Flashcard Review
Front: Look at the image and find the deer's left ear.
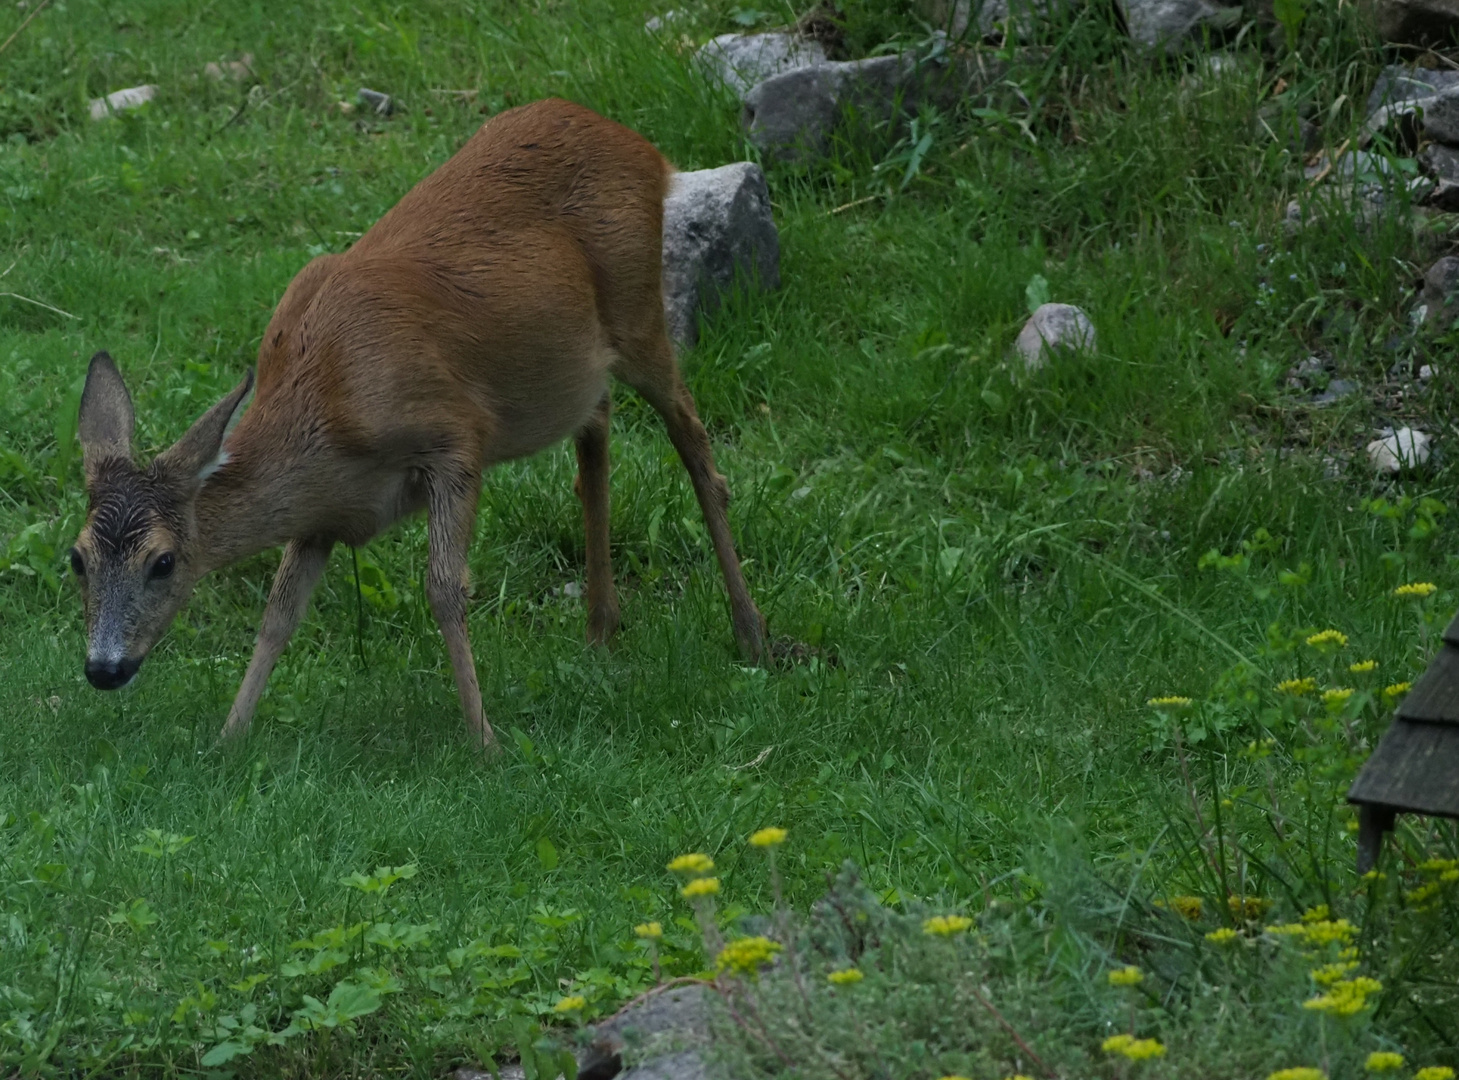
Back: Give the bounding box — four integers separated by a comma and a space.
78, 352, 135, 475
156, 370, 254, 487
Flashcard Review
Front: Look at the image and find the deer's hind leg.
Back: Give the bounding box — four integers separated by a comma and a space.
614, 333, 765, 662
574, 392, 620, 644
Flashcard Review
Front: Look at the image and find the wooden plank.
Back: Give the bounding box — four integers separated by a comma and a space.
1348, 718, 1459, 818
1395, 643, 1459, 725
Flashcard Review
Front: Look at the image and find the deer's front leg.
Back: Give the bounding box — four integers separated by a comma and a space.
424, 466, 496, 751
218, 537, 333, 742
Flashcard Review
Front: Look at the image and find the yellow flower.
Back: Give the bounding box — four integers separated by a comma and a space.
827, 968, 864, 985
634, 921, 662, 940
1303, 976, 1381, 1015
1277, 677, 1318, 696
1205, 927, 1239, 944
1383, 682, 1412, 702
667, 853, 714, 876
1322, 688, 1354, 709
1407, 882, 1442, 906
1302, 904, 1330, 922
1416, 1069, 1456, 1080
715, 935, 782, 975
1108, 966, 1144, 987
922, 914, 974, 936
1349, 660, 1378, 673
1146, 696, 1193, 707
1305, 629, 1349, 649
749, 827, 788, 847
1267, 1070, 1327, 1080
1311, 961, 1359, 986
1366, 1053, 1405, 1072
1394, 582, 1438, 598
1101, 1034, 1166, 1060
553, 995, 586, 1013
680, 876, 720, 899
1419, 858, 1458, 874
1167, 895, 1203, 920
1228, 895, 1273, 920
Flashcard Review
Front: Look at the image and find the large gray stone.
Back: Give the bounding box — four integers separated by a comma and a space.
1364, 65, 1459, 144
1423, 255, 1459, 329
1015, 303, 1096, 371
1419, 143, 1459, 209
1422, 88, 1459, 143
1370, 0, 1459, 45
742, 50, 1010, 163
1120, 0, 1242, 49
662, 163, 780, 348
697, 32, 827, 98
619, 1050, 714, 1080
579, 985, 712, 1077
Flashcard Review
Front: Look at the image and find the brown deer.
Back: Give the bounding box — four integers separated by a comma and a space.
69, 98, 766, 749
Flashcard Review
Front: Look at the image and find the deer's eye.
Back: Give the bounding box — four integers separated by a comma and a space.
68, 549, 85, 577
149, 552, 175, 581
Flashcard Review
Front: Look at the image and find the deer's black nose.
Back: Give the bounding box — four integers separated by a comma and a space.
85, 657, 139, 690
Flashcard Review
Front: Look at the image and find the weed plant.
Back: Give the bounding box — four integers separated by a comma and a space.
1, 0, 1457, 1075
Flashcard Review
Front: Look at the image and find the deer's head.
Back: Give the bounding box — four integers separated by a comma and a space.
70, 352, 253, 690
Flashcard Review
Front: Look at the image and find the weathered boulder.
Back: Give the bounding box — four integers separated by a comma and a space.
697, 32, 827, 98
742, 49, 1010, 163
1367, 427, 1433, 472
1422, 255, 1459, 329
619, 1050, 713, 1080
1364, 65, 1459, 145
662, 163, 781, 348
579, 985, 712, 1077
1421, 88, 1459, 143
89, 85, 158, 121
1014, 303, 1096, 371
1120, 0, 1242, 49
1419, 143, 1459, 209
1369, 0, 1459, 46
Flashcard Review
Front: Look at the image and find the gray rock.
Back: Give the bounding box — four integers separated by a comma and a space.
1419, 143, 1459, 209
645, 9, 688, 33
88, 85, 158, 121
358, 87, 394, 115
1120, 0, 1242, 50
1014, 303, 1096, 371
1423, 255, 1459, 328
580, 985, 712, 1077
619, 1050, 713, 1080
697, 32, 827, 98
1367, 427, 1432, 472
1371, 0, 1459, 45
743, 50, 1010, 163
203, 54, 254, 81
1422, 87, 1459, 143
1313, 378, 1359, 406
1364, 65, 1459, 144
662, 163, 780, 348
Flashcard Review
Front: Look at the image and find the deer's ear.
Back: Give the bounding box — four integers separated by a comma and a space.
78, 352, 135, 474
156, 370, 254, 487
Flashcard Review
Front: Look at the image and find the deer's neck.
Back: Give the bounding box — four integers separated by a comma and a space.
193, 424, 316, 570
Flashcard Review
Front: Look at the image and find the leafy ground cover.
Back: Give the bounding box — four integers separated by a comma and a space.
1, 0, 1457, 1076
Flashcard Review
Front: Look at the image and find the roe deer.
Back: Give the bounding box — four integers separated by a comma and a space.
69, 98, 766, 749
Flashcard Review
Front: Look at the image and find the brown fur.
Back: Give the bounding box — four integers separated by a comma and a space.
71, 99, 766, 748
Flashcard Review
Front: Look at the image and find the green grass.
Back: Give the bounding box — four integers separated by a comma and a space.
2, 0, 1458, 1075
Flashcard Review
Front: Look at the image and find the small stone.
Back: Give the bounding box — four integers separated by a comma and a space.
662, 163, 780, 347
1014, 303, 1096, 372
696, 32, 827, 98
358, 87, 393, 115
1120, 0, 1244, 51
88, 85, 158, 121
203, 54, 254, 81
1312, 378, 1358, 406
1367, 427, 1432, 473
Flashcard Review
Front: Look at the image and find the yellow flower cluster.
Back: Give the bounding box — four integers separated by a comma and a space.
1407, 882, 1442, 906
1102, 1034, 1166, 1060
1310, 961, 1359, 986
667, 853, 714, 875
1167, 895, 1203, 920
827, 968, 864, 985
1205, 927, 1239, 944
1146, 696, 1192, 707
1365, 1053, 1405, 1072
1350, 659, 1378, 673
1267, 1069, 1326, 1080
1277, 677, 1318, 696
1303, 976, 1381, 1016
634, 921, 663, 940
715, 935, 782, 975
681, 877, 720, 899
1305, 629, 1348, 649
1416, 1069, 1456, 1080
1107, 966, 1144, 987
749, 827, 787, 847
1267, 918, 1356, 947
1383, 682, 1413, 702
1394, 582, 1438, 598
922, 914, 973, 936
554, 995, 586, 1013
1228, 895, 1272, 920
1322, 688, 1354, 708
1419, 857, 1459, 874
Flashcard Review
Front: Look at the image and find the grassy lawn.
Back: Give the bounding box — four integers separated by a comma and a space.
1, 0, 1457, 1076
